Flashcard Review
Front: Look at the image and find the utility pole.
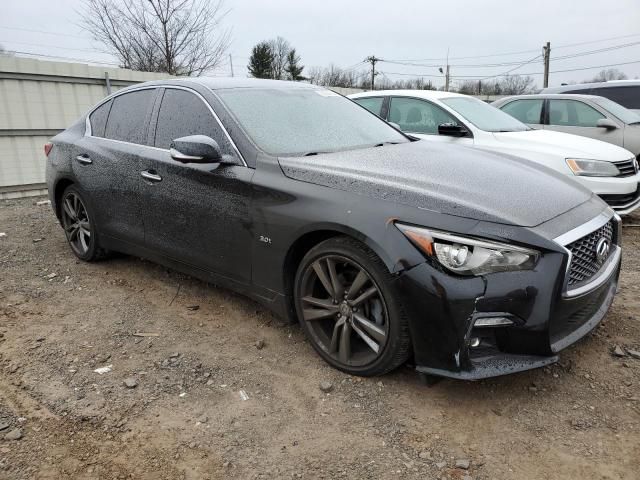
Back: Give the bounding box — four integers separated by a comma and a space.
444, 47, 450, 92
542, 41, 551, 88
439, 48, 450, 92
365, 55, 380, 90
229, 54, 234, 77
445, 64, 450, 92
439, 65, 450, 92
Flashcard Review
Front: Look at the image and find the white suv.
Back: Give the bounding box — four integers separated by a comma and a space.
350, 90, 640, 215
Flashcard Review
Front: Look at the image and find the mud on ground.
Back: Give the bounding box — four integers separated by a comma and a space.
0, 197, 638, 479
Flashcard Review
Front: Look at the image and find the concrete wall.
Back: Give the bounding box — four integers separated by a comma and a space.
0, 56, 170, 199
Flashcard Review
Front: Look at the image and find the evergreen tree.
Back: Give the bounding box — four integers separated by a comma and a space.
248, 42, 274, 79
285, 49, 304, 81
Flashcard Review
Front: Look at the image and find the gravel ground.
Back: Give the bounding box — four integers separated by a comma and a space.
0, 196, 639, 479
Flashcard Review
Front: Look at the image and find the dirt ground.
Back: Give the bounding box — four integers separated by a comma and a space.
0, 196, 638, 480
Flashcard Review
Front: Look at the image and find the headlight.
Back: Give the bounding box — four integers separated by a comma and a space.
396, 224, 539, 276
566, 158, 619, 177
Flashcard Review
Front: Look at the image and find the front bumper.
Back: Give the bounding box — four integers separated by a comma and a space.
598, 184, 640, 215
396, 216, 621, 381
576, 175, 640, 215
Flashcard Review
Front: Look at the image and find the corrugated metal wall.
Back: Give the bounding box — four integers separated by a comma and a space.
0, 56, 170, 198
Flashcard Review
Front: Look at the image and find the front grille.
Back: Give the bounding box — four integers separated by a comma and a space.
599, 185, 640, 207
613, 157, 638, 177
566, 220, 614, 287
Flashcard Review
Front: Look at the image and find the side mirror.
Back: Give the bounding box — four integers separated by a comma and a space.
438, 123, 468, 137
170, 135, 222, 163
596, 118, 618, 130
388, 121, 401, 130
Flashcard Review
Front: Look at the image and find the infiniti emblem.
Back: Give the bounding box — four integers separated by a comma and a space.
595, 237, 610, 262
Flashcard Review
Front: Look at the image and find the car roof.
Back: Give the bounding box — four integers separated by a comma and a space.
542, 79, 640, 93
128, 77, 320, 91
349, 89, 465, 101
495, 93, 605, 103
187, 77, 319, 90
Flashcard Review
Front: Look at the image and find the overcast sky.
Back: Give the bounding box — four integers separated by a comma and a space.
2, 0, 640, 89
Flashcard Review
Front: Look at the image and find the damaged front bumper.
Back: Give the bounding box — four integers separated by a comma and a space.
395, 225, 621, 381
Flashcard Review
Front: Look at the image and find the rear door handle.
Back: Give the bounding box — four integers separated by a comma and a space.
141, 170, 162, 182
75, 154, 92, 165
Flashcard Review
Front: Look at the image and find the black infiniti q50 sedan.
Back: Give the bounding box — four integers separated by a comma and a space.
46, 78, 621, 380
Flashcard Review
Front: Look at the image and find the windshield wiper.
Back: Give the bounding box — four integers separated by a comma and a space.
374, 142, 401, 147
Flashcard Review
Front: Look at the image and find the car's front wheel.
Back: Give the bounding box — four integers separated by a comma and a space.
60, 185, 107, 261
294, 236, 411, 376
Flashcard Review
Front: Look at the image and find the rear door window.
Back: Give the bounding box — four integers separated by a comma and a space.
500, 99, 543, 124
388, 97, 458, 134
104, 89, 156, 144
153, 89, 233, 156
353, 97, 384, 117
89, 99, 112, 138
548, 99, 605, 127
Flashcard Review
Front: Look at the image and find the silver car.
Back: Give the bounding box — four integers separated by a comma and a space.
493, 94, 640, 158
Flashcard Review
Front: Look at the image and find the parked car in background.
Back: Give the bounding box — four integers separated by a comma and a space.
541, 80, 640, 114
350, 90, 640, 215
46, 78, 621, 381
492, 94, 640, 158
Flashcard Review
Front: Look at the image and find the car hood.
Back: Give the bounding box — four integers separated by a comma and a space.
279, 141, 594, 227
491, 129, 633, 161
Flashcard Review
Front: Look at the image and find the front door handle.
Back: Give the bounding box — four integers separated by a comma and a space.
141, 170, 162, 182
76, 154, 92, 165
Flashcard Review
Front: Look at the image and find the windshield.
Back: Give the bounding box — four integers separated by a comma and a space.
215, 87, 408, 156
440, 96, 531, 132
592, 96, 640, 124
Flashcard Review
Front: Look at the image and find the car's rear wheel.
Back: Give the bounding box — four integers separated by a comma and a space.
294, 236, 411, 376
60, 185, 107, 261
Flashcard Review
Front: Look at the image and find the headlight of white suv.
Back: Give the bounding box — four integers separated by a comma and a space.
566, 158, 619, 177
396, 224, 539, 276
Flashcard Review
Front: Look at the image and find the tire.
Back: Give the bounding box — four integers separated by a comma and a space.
59, 185, 108, 262
294, 236, 411, 376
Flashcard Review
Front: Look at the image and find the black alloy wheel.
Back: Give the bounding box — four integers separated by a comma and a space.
295, 236, 410, 376
59, 186, 106, 261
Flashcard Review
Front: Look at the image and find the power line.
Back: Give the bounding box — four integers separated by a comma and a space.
5, 49, 121, 66
380, 59, 640, 80
381, 40, 640, 69
0, 25, 89, 40
385, 32, 640, 62
0, 38, 108, 54
478, 54, 542, 80
553, 41, 640, 61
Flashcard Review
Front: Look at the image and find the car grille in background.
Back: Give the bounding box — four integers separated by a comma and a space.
614, 157, 638, 177
599, 185, 640, 207
566, 220, 614, 286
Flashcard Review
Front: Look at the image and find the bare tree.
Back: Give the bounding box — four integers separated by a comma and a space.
587, 68, 628, 83
456, 80, 482, 95
268, 37, 291, 80
306, 66, 324, 85
498, 74, 536, 95
79, 0, 231, 75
